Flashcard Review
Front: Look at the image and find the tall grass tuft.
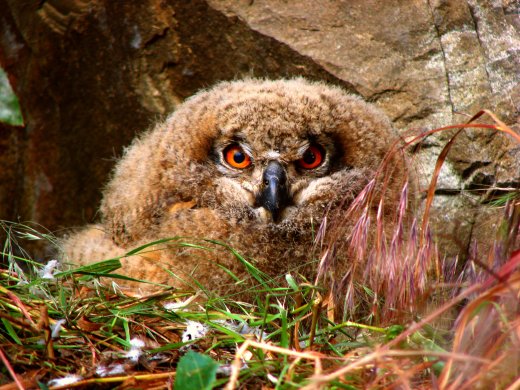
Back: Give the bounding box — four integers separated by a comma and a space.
315, 110, 519, 328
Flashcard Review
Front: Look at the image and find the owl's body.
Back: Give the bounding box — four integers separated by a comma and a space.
62, 79, 405, 298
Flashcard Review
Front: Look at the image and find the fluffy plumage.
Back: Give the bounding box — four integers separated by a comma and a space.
61, 78, 406, 299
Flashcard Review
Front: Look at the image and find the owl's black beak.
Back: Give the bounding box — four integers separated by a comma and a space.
256, 161, 289, 223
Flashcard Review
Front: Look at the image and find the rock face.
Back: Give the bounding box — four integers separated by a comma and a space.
0, 122, 24, 222
0, 0, 518, 260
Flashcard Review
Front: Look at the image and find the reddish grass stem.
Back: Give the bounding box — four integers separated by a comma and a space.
0, 346, 25, 390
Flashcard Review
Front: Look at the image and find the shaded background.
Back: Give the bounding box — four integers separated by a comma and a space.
0, 0, 518, 259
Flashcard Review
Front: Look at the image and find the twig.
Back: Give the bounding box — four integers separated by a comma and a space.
39, 306, 55, 360
226, 340, 251, 390
302, 349, 490, 389
0, 346, 25, 390
225, 339, 325, 390
504, 376, 520, 390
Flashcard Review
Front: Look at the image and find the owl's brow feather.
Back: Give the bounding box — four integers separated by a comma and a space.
296, 141, 311, 157
264, 150, 281, 160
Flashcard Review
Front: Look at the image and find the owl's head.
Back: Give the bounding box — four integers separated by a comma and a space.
102, 79, 400, 243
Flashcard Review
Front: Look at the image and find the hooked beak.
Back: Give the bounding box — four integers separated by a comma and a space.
255, 161, 290, 223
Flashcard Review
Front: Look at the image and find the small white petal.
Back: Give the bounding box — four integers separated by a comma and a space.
124, 338, 145, 361
124, 348, 141, 362
39, 260, 59, 280
233, 322, 269, 340
149, 353, 167, 361
217, 363, 248, 376
48, 375, 82, 387
129, 338, 145, 348
51, 319, 66, 339
163, 302, 181, 311
97, 363, 126, 377
95, 365, 109, 377
108, 364, 126, 375
182, 320, 208, 343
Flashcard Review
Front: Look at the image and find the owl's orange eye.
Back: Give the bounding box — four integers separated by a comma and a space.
297, 145, 325, 169
224, 144, 252, 169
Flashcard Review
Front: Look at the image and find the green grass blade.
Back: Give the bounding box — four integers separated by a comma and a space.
1, 317, 22, 345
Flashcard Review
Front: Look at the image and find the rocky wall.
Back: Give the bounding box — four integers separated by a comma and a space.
0, 0, 518, 259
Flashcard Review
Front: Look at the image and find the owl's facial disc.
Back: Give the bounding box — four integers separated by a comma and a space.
255, 161, 289, 223
215, 139, 332, 224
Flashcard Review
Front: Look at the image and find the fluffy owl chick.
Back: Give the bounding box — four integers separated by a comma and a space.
62, 78, 405, 298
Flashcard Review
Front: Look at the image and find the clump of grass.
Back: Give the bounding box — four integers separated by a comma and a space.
316, 109, 519, 323
0, 111, 518, 389
0, 228, 395, 389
